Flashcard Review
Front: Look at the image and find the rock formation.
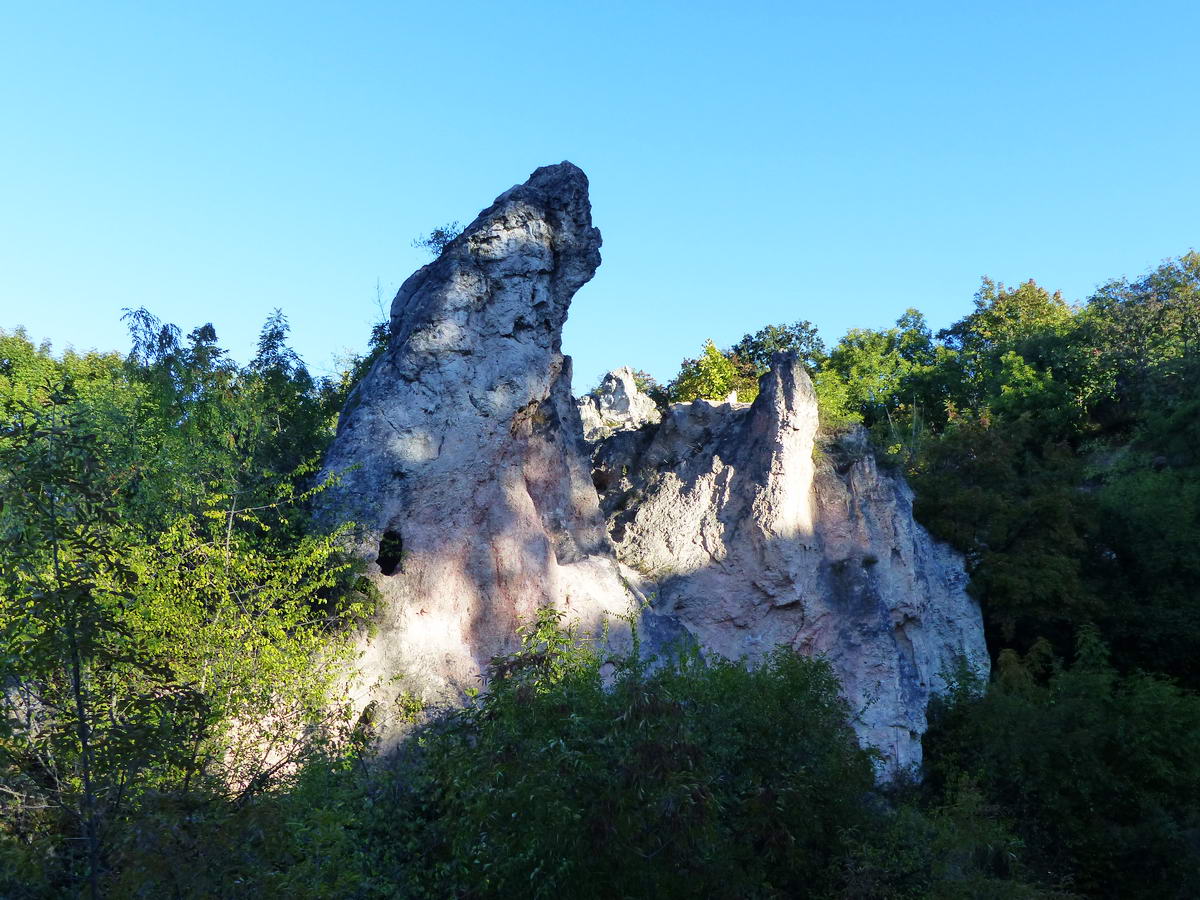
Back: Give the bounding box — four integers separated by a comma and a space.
320, 163, 639, 737
320, 161, 988, 773
588, 361, 990, 772
577, 367, 661, 441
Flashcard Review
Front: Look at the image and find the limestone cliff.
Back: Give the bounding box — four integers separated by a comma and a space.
587, 361, 990, 772
319, 162, 638, 739
320, 162, 988, 772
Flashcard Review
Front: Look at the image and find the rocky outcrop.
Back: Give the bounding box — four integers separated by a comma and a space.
320, 161, 987, 774
319, 163, 638, 741
590, 361, 989, 772
577, 367, 661, 442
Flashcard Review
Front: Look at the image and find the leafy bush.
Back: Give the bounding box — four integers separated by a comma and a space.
378, 609, 877, 899
839, 777, 1050, 899
668, 339, 761, 403
924, 630, 1200, 899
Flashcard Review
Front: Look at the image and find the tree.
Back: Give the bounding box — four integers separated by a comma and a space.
411, 221, 462, 256
668, 339, 760, 403
0, 317, 369, 896
0, 383, 204, 897
937, 279, 1074, 411
1076, 252, 1200, 424
730, 320, 827, 374
925, 630, 1200, 898
823, 309, 936, 437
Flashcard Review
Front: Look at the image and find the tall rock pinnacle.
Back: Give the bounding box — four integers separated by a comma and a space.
320, 163, 637, 739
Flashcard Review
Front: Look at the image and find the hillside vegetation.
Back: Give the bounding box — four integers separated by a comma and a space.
3, 254, 1199, 897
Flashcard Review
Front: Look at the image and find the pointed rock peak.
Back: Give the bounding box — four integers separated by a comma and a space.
389, 162, 602, 343
320, 163, 634, 738
578, 367, 662, 442
751, 351, 818, 415
495, 160, 593, 210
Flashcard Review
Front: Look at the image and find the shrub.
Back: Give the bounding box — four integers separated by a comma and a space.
379, 609, 877, 898
923, 629, 1200, 899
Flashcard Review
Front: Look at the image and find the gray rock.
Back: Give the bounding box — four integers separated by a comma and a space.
594, 354, 989, 774
577, 367, 662, 442
319, 162, 639, 741
320, 162, 987, 774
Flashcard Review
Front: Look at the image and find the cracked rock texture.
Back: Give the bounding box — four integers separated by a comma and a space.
591, 360, 990, 772
319, 163, 638, 742
320, 162, 987, 772
577, 367, 661, 441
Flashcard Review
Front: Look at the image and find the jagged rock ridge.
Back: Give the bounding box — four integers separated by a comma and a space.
587, 362, 990, 771
320, 162, 988, 772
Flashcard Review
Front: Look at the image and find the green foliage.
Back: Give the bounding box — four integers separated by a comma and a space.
628, 367, 667, 406
908, 412, 1097, 643
825, 309, 935, 428
0, 317, 368, 896
1075, 251, 1200, 421
839, 777, 1050, 899
0, 386, 205, 897
384, 609, 877, 898
668, 338, 761, 403
101, 753, 389, 899
812, 368, 863, 431
665, 321, 827, 408
924, 630, 1200, 899
730, 319, 827, 373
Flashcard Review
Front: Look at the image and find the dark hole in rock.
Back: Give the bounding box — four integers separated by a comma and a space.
378, 529, 404, 576
592, 469, 615, 492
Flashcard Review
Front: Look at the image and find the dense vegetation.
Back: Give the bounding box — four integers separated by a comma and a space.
3, 252, 1199, 896
0, 312, 373, 896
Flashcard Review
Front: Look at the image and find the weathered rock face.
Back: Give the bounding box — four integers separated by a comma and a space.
319, 163, 638, 739
321, 162, 987, 773
590, 361, 989, 772
577, 367, 661, 442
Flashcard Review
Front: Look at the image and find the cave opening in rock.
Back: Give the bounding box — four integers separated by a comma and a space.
378, 529, 404, 575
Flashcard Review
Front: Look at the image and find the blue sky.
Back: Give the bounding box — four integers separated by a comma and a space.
3, 1, 1197, 389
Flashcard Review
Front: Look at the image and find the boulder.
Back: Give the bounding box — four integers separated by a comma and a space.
577, 367, 662, 442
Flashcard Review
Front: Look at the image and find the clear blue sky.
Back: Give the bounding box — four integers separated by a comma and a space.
3, 1, 1197, 389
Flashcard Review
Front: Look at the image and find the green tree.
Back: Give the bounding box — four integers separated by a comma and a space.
0, 383, 204, 897
730, 320, 827, 373
925, 630, 1200, 899
1075, 252, 1200, 425
0, 316, 369, 896
825, 309, 936, 427
937, 279, 1074, 412
668, 339, 760, 403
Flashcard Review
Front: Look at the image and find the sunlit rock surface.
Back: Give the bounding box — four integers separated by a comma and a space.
577, 366, 661, 442
319, 163, 638, 743
590, 360, 990, 773
320, 162, 987, 772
